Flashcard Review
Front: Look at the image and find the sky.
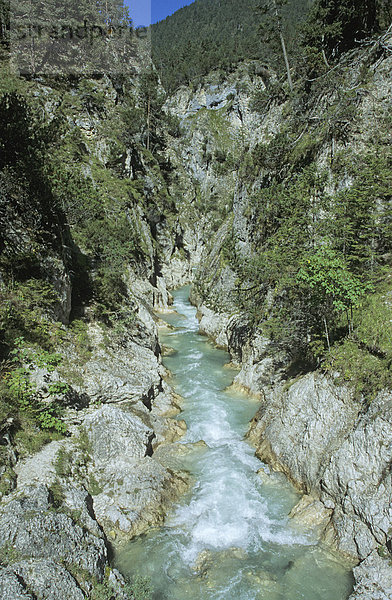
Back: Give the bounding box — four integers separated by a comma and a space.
124, 0, 196, 27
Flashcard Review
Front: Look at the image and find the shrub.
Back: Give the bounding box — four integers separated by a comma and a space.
2, 337, 68, 435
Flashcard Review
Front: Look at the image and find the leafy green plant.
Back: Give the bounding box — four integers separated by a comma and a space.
0, 467, 16, 497
297, 248, 372, 340
90, 574, 152, 600
76, 427, 92, 458
88, 474, 103, 496
3, 337, 68, 435
0, 279, 64, 352
13, 423, 54, 456
0, 544, 22, 566
126, 574, 153, 600
49, 478, 65, 508
70, 320, 92, 364
325, 338, 392, 402
91, 581, 117, 600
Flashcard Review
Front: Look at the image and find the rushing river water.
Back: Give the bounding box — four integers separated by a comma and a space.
116, 287, 353, 600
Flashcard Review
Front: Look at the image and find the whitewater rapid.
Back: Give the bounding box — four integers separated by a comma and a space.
116, 287, 353, 600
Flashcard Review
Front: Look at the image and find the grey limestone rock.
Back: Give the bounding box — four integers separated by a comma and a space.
321, 392, 392, 553
83, 404, 154, 463
248, 372, 361, 493
349, 550, 392, 600
0, 485, 107, 579
230, 329, 287, 396
0, 568, 34, 600
4, 559, 85, 600
83, 404, 189, 542
76, 325, 162, 406
92, 456, 188, 541
15, 440, 66, 487
197, 303, 232, 348
248, 368, 392, 578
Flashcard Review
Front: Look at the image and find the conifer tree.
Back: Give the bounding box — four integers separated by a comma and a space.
302, 0, 379, 64
9, 0, 135, 75
258, 0, 293, 91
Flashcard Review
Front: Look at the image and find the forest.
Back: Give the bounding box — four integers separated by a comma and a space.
151, 0, 312, 91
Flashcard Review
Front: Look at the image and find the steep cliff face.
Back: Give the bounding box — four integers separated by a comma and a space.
174, 37, 392, 600
0, 70, 196, 598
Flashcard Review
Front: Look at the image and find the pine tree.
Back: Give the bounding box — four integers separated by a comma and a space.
9, 0, 135, 75
301, 0, 379, 65
258, 0, 293, 91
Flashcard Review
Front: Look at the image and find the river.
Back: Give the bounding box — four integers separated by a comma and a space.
115, 287, 353, 600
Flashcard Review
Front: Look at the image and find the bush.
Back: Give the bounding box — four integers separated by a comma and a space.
325, 339, 392, 402
2, 338, 68, 435
324, 284, 392, 401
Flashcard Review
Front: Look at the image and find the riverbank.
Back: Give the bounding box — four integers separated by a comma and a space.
0, 283, 190, 599
116, 288, 353, 600
190, 294, 392, 600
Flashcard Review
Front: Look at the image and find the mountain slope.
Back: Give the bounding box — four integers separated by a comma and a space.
151, 0, 312, 91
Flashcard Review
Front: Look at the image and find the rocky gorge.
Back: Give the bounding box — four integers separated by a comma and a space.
166, 27, 392, 600
0, 268, 191, 598
1, 2, 392, 598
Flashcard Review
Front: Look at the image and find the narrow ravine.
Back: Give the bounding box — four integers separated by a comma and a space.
115, 287, 353, 600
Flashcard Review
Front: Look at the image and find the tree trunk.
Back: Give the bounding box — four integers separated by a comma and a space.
321, 34, 330, 68
146, 95, 150, 151
279, 30, 293, 92
323, 316, 331, 351
273, 0, 292, 92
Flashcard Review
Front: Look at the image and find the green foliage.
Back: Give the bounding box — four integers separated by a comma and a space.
88, 474, 103, 496
127, 574, 153, 600
90, 573, 152, 600
295, 248, 372, 356
76, 427, 92, 458
151, 0, 310, 92
301, 0, 380, 70
234, 78, 392, 373
48, 147, 147, 321
325, 338, 392, 401
0, 544, 22, 566
354, 287, 392, 357
49, 478, 66, 508
0, 375, 18, 424
0, 467, 16, 497
138, 68, 167, 151
296, 248, 369, 315
13, 422, 55, 457
0, 279, 65, 352
2, 337, 68, 435
377, 544, 392, 561
91, 581, 117, 600
330, 149, 392, 270
250, 81, 286, 114
55, 447, 74, 478
70, 320, 92, 364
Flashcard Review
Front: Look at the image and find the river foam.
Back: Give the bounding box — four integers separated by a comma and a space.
115, 287, 353, 600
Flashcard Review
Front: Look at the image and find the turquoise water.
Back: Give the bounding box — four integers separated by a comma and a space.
115, 287, 353, 600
